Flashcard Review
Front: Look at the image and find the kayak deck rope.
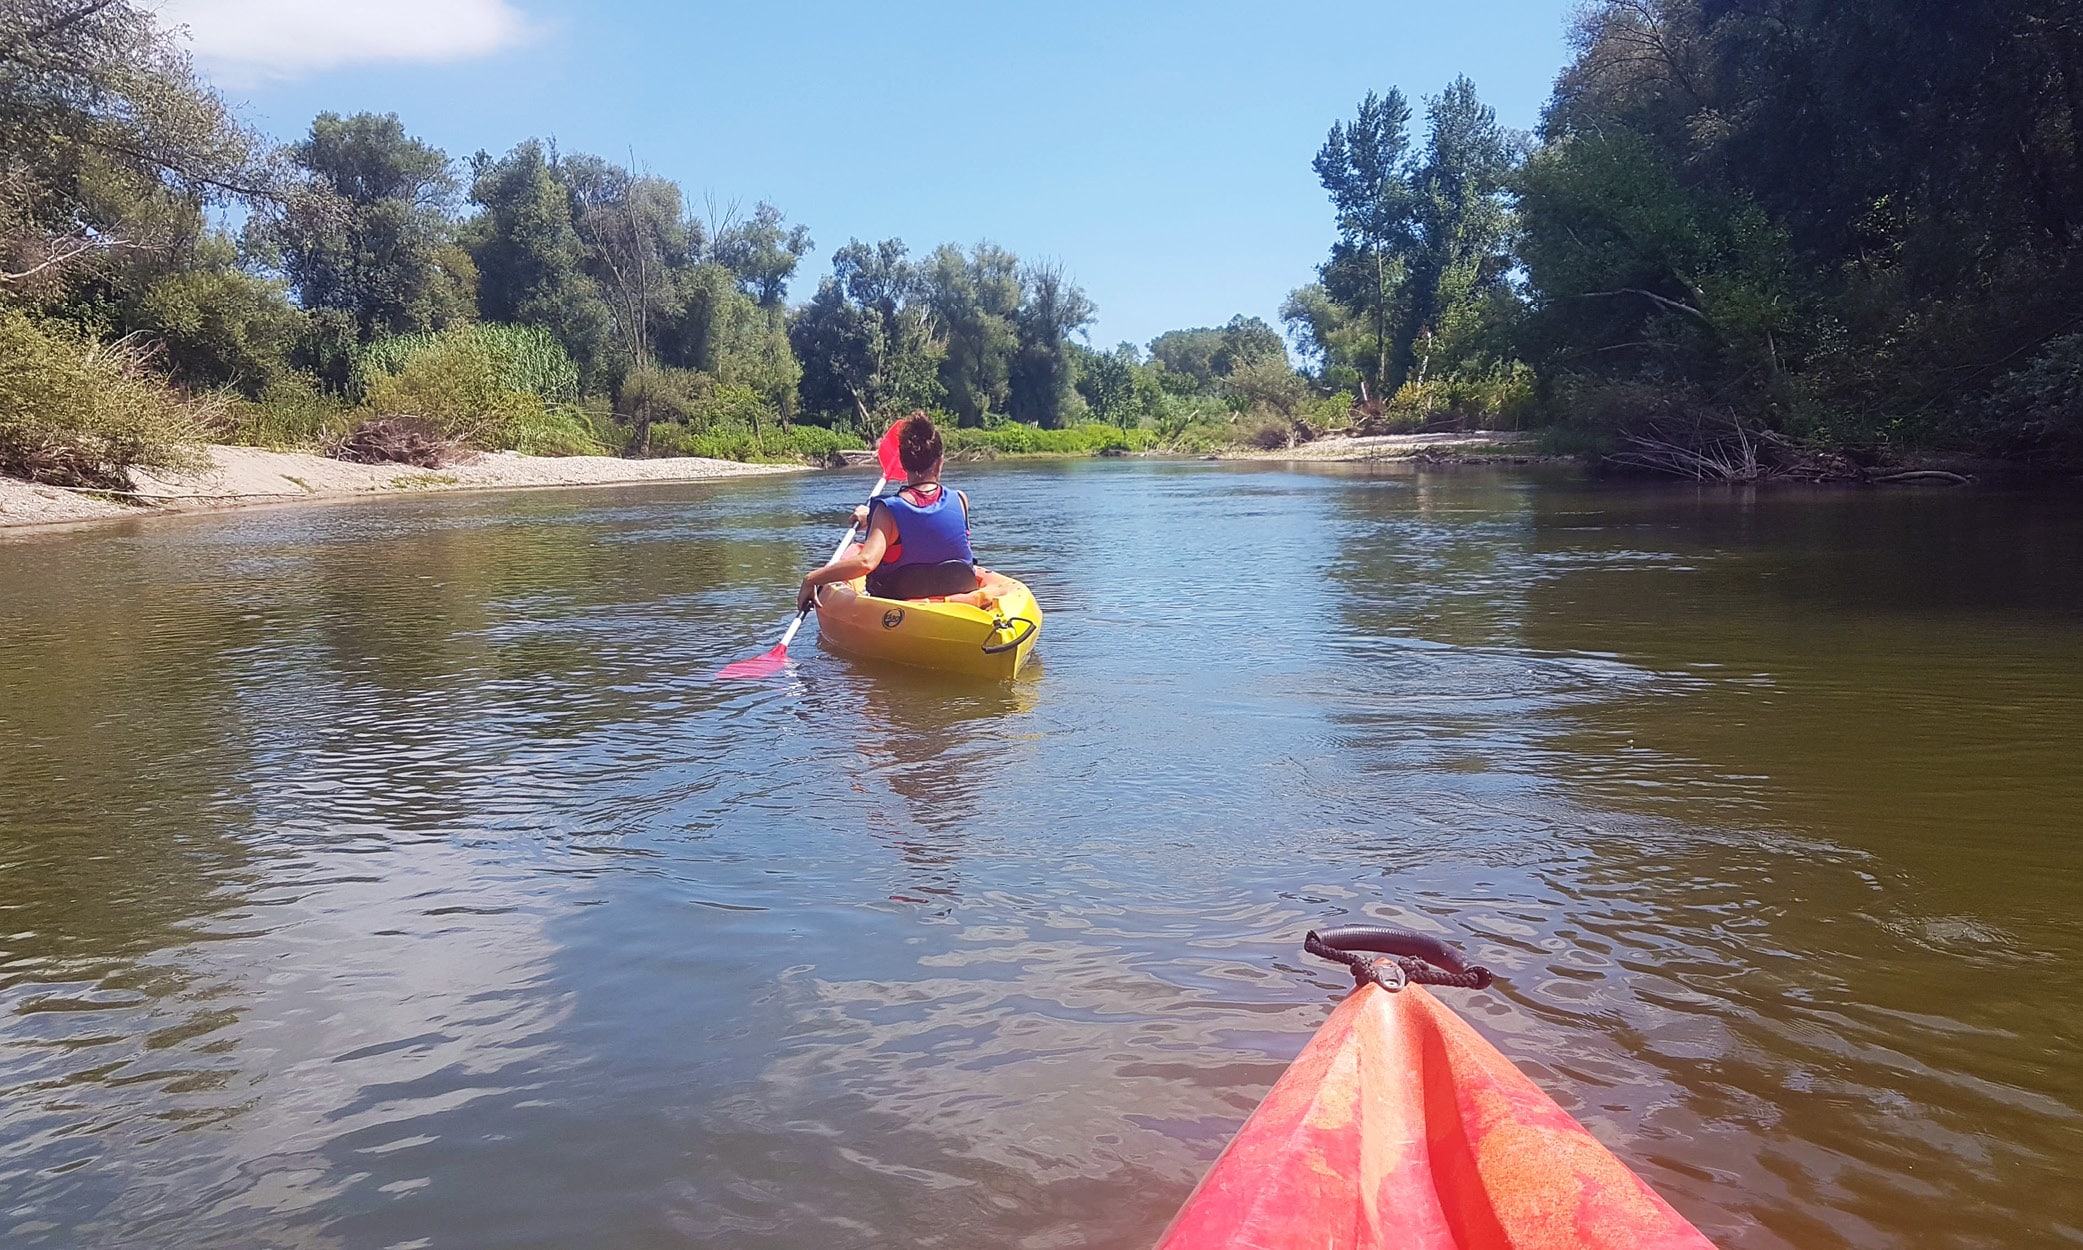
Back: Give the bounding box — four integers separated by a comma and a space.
1305, 925, 1495, 993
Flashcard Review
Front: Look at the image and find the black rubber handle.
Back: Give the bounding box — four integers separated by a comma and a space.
981, 616, 1037, 655
1307, 925, 1478, 976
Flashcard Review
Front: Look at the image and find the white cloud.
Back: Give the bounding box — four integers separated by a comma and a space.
156, 0, 536, 84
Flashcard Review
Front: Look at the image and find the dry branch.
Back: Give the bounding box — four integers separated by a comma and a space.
326, 416, 456, 468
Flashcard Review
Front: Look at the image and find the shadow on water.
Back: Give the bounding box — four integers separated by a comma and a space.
0, 464, 2079, 1249
805, 657, 1042, 882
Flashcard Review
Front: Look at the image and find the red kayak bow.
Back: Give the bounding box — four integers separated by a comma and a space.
1155, 928, 1716, 1250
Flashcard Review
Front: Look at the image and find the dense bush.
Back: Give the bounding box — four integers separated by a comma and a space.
361, 332, 529, 435
216, 374, 354, 449
135, 244, 305, 396
1223, 355, 1311, 419
0, 309, 209, 489
1384, 364, 1535, 430
647, 421, 863, 463
619, 366, 708, 427
506, 405, 615, 457
621, 369, 839, 458
1241, 415, 1296, 449
941, 422, 1154, 457
358, 328, 607, 454
357, 324, 581, 405
1969, 335, 2083, 464
774, 424, 859, 460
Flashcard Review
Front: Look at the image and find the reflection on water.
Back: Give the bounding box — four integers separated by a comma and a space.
2, 464, 2080, 1249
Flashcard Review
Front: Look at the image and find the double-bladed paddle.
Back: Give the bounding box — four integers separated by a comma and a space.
716, 420, 906, 680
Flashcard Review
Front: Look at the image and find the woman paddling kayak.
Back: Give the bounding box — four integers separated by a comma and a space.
797, 412, 994, 610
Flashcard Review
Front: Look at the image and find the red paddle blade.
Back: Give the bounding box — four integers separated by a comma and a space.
876, 419, 906, 480
715, 643, 789, 680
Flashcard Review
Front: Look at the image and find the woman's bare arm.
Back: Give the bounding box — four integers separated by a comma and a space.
798, 511, 896, 610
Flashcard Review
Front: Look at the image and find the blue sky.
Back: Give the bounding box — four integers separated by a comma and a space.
167, 0, 1579, 350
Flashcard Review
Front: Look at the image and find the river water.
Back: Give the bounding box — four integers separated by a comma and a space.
1, 460, 2078, 1249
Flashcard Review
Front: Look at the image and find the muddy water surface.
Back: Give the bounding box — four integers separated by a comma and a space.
2, 462, 2079, 1248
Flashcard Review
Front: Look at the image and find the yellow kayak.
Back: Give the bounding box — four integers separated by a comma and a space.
814, 562, 1042, 679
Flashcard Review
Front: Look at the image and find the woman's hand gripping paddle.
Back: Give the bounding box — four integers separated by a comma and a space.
716, 421, 907, 679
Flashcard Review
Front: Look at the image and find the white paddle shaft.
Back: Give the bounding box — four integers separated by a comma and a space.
775, 473, 888, 651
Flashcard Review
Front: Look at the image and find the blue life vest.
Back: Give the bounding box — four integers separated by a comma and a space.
866, 484, 976, 599
873, 485, 975, 568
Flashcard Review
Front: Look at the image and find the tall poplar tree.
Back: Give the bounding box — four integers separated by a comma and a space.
1313, 89, 1415, 395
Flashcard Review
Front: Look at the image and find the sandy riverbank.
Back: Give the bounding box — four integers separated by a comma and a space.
1219, 430, 1540, 462
0, 445, 805, 531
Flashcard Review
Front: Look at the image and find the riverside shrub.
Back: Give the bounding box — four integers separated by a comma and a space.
217, 374, 355, 449
647, 421, 862, 463
1973, 333, 2083, 463
0, 308, 208, 489
357, 324, 580, 405
940, 422, 1153, 457
360, 330, 606, 455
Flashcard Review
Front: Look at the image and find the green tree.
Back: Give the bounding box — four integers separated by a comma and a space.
710, 202, 811, 308
1395, 77, 1520, 386
790, 275, 882, 426
249, 112, 471, 344
0, 0, 257, 295
1312, 89, 1415, 394
665, 263, 799, 418
1147, 316, 1283, 394
1525, 0, 2083, 460
1280, 283, 1367, 393
1213, 314, 1287, 376
790, 237, 944, 426
1224, 353, 1309, 419
1311, 80, 1519, 397
1146, 326, 1226, 392
129, 233, 301, 393
1008, 263, 1095, 428
563, 154, 694, 372
1074, 342, 1138, 422
466, 140, 614, 387
923, 242, 1022, 425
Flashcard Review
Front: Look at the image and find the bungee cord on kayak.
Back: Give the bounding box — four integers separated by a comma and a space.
1304, 925, 1496, 992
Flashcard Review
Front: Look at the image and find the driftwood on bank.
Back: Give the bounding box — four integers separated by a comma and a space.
1864, 469, 1972, 485
1604, 413, 1786, 480
325, 416, 456, 468
1604, 414, 1972, 484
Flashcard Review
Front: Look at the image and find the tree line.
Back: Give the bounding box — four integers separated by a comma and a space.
5, 0, 2078, 483
3, 0, 1224, 478
1287, 0, 2083, 470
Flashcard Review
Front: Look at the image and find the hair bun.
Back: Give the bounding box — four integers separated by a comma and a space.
896, 411, 943, 474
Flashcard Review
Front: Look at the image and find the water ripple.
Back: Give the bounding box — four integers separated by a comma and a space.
1, 466, 2079, 1248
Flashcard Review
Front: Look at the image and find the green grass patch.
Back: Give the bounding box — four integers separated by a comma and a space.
216, 374, 355, 449
646, 421, 863, 463
392, 471, 461, 489
942, 422, 1157, 458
